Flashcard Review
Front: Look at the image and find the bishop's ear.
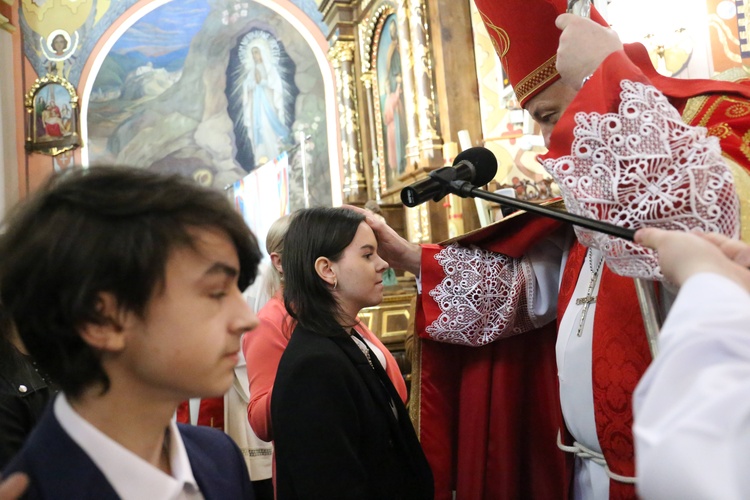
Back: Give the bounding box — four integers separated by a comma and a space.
314, 256, 337, 288
78, 292, 129, 352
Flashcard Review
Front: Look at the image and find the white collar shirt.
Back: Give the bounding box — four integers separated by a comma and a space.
54, 394, 204, 500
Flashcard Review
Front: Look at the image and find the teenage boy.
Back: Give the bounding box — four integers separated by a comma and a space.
0, 167, 260, 499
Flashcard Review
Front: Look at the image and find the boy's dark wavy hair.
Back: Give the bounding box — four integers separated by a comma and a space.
0, 166, 261, 398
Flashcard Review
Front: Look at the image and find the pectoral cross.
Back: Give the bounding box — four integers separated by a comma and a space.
575, 252, 604, 337
576, 295, 596, 306
575, 294, 597, 337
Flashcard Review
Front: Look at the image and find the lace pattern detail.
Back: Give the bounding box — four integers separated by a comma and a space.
425, 244, 535, 346
542, 80, 740, 279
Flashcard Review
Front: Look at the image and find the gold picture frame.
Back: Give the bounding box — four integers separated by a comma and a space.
24, 74, 81, 156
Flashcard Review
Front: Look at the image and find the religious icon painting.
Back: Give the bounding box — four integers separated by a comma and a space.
40, 29, 78, 62
374, 12, 409, 193
225, 28, 299, 172
24, 74, 81, 156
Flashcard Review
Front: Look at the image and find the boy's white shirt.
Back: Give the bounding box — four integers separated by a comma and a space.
55, 394, 204, 500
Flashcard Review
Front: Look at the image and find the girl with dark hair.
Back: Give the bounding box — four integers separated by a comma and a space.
271, 207, 433, 499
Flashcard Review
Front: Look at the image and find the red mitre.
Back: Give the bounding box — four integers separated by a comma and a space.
473, 0, 607, 107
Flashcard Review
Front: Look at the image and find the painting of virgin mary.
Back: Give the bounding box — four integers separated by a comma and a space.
227, 28, 299, 171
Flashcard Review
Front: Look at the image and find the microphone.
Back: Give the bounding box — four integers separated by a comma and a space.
401, 147, 498, 207
400, 145, 638, 241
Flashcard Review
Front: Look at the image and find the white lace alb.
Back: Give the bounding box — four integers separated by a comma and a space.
425, 244, 536, 346
542, 80, 740, 279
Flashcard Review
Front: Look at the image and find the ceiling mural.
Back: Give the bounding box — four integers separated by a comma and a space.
20, 0, 325, 86
19, 0, 332, 208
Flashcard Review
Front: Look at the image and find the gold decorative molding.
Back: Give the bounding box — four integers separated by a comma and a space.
360, 71, 375, 89
24, 73, 82, 156
328, 40, 356, 64
358, 292, 416, 344
24, 73, 78, 108
359, 2, 395, 74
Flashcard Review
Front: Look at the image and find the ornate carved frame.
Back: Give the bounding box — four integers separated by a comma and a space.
24, 74, 81, 156
360, 2, 400, 197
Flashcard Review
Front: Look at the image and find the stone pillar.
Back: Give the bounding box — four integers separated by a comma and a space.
329, 40, 367, 203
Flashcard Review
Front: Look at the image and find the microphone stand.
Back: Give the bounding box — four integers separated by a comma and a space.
440, 179, 662, 356
563, 0, 660, 356
445, 179, 635, 241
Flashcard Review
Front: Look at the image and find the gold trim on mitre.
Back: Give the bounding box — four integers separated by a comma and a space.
479, 10, 510, 59
515, 54, 559, 105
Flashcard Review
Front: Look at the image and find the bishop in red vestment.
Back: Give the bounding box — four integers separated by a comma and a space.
401, 1, 750, 499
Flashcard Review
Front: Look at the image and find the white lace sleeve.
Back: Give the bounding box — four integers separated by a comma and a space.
424, 243, 538, 346
542, 80, 740, 280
